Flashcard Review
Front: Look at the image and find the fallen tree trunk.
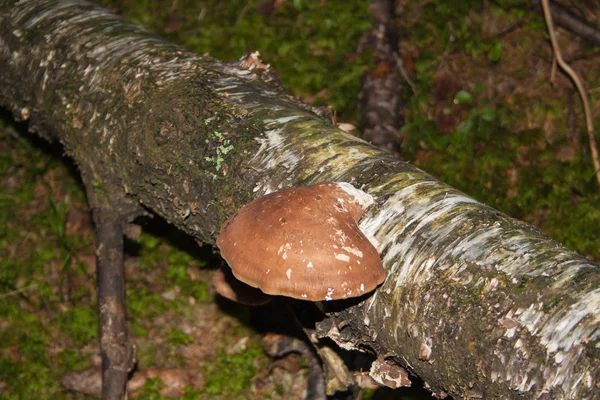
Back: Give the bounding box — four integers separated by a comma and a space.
1, 1, 599, 398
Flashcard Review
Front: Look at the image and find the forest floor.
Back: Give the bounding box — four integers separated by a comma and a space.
1, 0, 600, 399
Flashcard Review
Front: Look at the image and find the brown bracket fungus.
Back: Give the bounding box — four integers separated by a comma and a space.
216, 183, 385, 301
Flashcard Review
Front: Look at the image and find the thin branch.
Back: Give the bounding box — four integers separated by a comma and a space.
545, 0, 600, 46
541, 0, 600, 185
393, 53, 417, 94
0, 284, 37, 299
93, 208, 135, 400
235, 2, 252, 27
494, 17, 530, 38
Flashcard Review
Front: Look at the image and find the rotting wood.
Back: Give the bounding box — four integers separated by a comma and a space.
1, 1, 599, 398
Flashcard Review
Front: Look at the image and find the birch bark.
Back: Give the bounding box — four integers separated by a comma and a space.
0, 1, 598, 398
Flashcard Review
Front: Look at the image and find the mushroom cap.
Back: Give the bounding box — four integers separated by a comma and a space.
217, 183, 385, 301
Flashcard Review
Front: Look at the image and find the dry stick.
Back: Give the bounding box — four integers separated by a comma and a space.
0, 284, 37, 299
541, 0, 600, 185
393, 53, 417, 94
544, 0, 600, 47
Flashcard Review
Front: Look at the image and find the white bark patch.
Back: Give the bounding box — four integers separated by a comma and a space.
360, 182, 479, 287
286, 268, 292, 280
336, 182, 374, 209
264, 115, 303, 125
483, 277, 499, 293
258, 128, 298, 170
537, 289, 600, 354
384, 306, 391, 318
250, 111, 378, 195
359, 178, 600, 397
252, 128, 298, 194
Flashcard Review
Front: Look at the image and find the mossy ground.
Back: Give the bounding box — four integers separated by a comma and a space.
1, 0, 600, 399
397, 1, 600, 258
0, 121, 282, 398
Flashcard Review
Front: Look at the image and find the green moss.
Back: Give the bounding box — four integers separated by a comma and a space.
394, 0, 600, 260
127, 286, 169, 321
58, 305, 99, 347
0, 126, 98, 399
18, 328, 49, 363
166, 261, 210, 303
359, 388, 377, 400
138, 378, 169, 400
58, 349, 89, 371
0, 358, 63, 399
136, 342, 157, 369
167, 328, 193, 347
135, 233, 165, 271
203, 344, 264, 397
402, 97, 600, 259
130, 320, 149, 338
180, 386, 204, 400
100, 0, 373, 121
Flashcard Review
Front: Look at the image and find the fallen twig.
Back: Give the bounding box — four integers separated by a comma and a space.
394, 53, 417, 94
541, 0, 600, 185
0, 284, 37, 299
540, 0, 600, 46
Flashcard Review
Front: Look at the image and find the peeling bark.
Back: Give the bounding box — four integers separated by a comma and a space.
1, 1, 599, 399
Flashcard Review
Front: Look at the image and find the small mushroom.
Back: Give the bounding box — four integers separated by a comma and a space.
212, 267, 271, 306
217, 182, 385, 301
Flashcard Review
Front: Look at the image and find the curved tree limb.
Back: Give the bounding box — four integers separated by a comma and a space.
0, 1, 599, 399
